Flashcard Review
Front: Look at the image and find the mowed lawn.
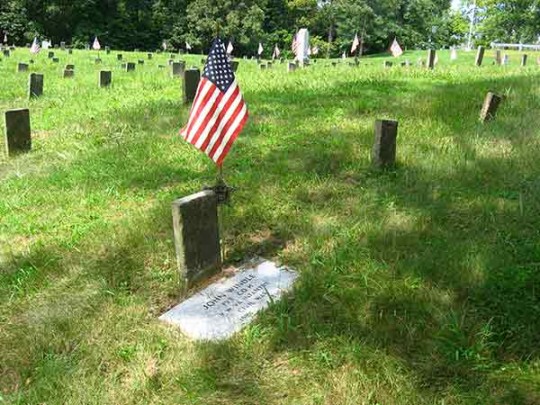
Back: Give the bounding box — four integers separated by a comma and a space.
1, 48, 540, 404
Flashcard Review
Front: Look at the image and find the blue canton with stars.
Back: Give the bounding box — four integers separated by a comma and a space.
203, 38, 235, 93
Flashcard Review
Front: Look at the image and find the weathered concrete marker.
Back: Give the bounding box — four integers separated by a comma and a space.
480, 92, 503, 122
63, 69, 74, 78
495, 50, 502, 65
28, 73, 44, 98
372, 119, 398, 168
475, 46, 485, 66
99, 70, 112, 87
171, 190, 221, 288
183, 68, 200, 104
17, 63, 29, 72
125, 62, 136, 72
288, 62, 297, 72
231, 61, 239, 72
172, 61, 185, 77
521, 54, 528, 67
4, 109, 31, 156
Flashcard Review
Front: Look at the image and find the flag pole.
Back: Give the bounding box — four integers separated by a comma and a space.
217, 164, 226, 270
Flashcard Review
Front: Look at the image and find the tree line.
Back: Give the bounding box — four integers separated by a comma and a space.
0, 1, 538, 56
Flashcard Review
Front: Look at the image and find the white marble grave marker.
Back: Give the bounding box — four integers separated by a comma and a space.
296, 28, 310, 67
159, 259, 298, 340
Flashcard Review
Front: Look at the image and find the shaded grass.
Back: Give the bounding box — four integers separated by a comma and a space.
1, 48, 540, 404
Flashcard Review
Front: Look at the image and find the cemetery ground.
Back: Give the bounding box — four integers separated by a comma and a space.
0, 48, 539, 405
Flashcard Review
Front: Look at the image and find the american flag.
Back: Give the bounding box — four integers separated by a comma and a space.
257, 42, 263, 56
180, 38, 248, 166
291, 34, 298, 57
273, 44, 280, 59
226, 41, 233, 54
92, 37, 101, 50
390, 38, 403, 57
312, 46, 319, 55
186, 41, 192, 51
3, 33, 7, 44
351, 33, 360, 54
30, 37, 40, 54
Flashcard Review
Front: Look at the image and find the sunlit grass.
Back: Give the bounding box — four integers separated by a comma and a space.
1, 47, 540, 404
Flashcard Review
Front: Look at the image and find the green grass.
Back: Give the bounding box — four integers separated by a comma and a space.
1, 47, 540, 404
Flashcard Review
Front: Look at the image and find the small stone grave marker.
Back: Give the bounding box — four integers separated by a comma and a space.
125, 62, 136, 72
68, 49, 73, 55
48, 51, 54, 59
3, 50, 10, 57
231, 60, 239, 72
95, 58, 102, 64
427, 49, 436, 69
147, 53, 153, 60
65, 64, 74, 70
99, 70, 112, 87
28, 73, 44, 98
63, 69, 74, 78
159, 259, 298, 340
480, 92, 503, 122
288, 62, 297, 72
172, 61, 185, 77
521, 54, 528, 67
4, 109, 31, 156
52, 57, 59, 63
117, 54, 123, 61
60, 42, 66, 50
138, 59, 144, 65
183, 69, 200, 104
372, 119, 398, 168
17, 63, 29, 72
475, 46, 485, 66
384, 61, 393, 68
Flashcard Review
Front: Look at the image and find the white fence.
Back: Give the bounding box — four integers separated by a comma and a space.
491, 43, 540, 51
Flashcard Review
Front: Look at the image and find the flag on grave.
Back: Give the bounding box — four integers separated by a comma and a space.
273, 44, 280, 59
3, 33, 7, 44
186, 42, 192, 51
257, 42, 263, 56
312, 46, 319, 55
162, 40, 168, 50
30, 37, 40, 54
93, 37, 101, 50
390, 38, 403, 57
451, 47, 458, 60
342, 51, 346, 60
292, 34, 298, 57
351, 33, 360, 54
180, 38, 248, 166
227, 41, 233, 54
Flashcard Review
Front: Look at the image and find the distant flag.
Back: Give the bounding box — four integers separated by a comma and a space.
272, 44, 280, 60
186, 41, 192, 51
351, 33, 360, 54
92, 37, 101, 51
291, 34, 298, 57
307, 46, 312, 56
3, 33, 7, 44
257, 42, 263, 56
312, 46, 319, 55
42, 40, 51, 49
180, 38, 248, 166
162, 40, 168, 51
30, 37, 40, 54
390, 38, 403, 57
226, 41, 233, 55
451, 47, 458, 60
342, 51, 346, 60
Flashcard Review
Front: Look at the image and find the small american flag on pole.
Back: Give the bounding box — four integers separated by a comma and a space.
351, 33, 360, 54
30, 37, 40, 54
180, 38, 248, 166
92, 36, 101, 50
390, 38, 403, 57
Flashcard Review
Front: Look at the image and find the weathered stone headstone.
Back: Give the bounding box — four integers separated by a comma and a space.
384, 61, 393, 68
259, 63, 267, 70
4, 109, 31, 156
288, 62, 297, 72
48, 51, 54, 59
120, 63, 126, 69
95, 58, 102, 64
117, 54, 123, 61
147, 53, 153, 60
480, 92, 503, 122
159, 259, 298, 340
52, 57, 59, 63
331, 61, 337, 67
28, 73, 44, 98
60, 42, 66, 50
99, 70, 112, 88
295, 28, 310, 67
68, 49, 73, 55
372, 119, 398, 168
17, 63, 29, 72
521, 54, 528, 67
3, 50, 10, 57
495, 49, 501, 65
503, 54, 509, 65
171, 190, 221, 287
138, 59, 145, 65
65, 64, 75, 70
172, 61, 185, 77
231, 60, 239, 72
85, 44, 90, 51
63, 69, 74, 78
134, 48, 139, 53
105, 47, 111, 55
427, 49, 436, 69
475, 46, 485, 66
183, 69, 200, 104
125, 62, 136, 72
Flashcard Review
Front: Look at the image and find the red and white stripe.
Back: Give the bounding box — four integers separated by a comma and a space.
180, 78, 248, 166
